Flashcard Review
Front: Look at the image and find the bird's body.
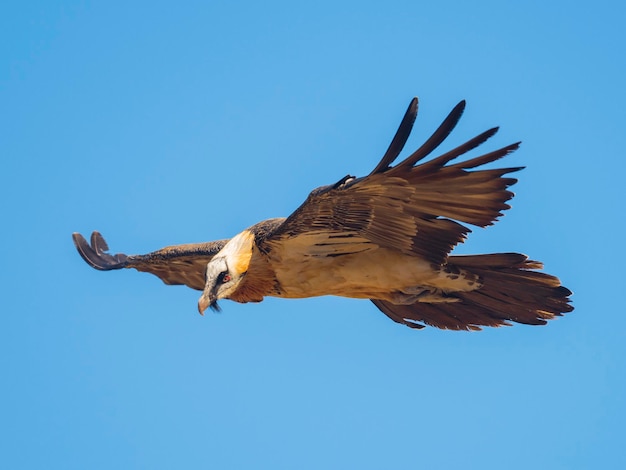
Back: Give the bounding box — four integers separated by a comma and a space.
235, 220, 476, 302
73, 98, 573, 330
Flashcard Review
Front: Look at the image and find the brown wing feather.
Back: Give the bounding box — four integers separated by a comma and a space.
263, 99, 520, 265
72, 231, 228, 291
369, 97, 418, 175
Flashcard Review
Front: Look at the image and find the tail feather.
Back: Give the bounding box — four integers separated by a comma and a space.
371, 253, 573, 330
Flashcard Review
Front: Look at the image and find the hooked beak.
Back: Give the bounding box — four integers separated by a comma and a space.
197, 292, 221, 315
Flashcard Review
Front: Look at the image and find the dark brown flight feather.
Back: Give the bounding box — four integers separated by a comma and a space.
369, 97, 418, 175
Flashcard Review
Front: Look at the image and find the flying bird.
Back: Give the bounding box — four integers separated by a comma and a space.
73, 98, 572, 330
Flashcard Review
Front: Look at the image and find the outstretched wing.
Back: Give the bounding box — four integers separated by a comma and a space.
72, 231, 228, 290
262, 98, 521, 265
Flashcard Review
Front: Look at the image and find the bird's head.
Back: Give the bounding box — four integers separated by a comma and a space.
197, 230, 254, 314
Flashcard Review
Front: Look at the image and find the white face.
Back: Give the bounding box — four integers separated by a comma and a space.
207, 256, 238, 297
197, 230, 254, 313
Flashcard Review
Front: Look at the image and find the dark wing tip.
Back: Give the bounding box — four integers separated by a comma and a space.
72, 231, 128, 270
390, 98, 468, 172
446, 99, 467, 127
370, 97, 420, 175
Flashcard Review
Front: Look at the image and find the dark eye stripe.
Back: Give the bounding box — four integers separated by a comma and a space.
216, 271, 231, 284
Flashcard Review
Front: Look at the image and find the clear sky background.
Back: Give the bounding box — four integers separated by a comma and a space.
2, 1, 624, 468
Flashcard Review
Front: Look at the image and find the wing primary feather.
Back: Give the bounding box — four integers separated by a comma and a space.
369, 97, 419, 175
72, 232, 128, 270
389, 100, 466, 173
450, 142, 521, 169
414, 127, 500, 171
91, 231, 109, 256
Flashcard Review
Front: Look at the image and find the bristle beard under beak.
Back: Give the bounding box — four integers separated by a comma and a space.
198, 292, 221, 315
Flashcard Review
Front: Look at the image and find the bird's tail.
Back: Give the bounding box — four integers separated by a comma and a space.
371, 253, 573, 330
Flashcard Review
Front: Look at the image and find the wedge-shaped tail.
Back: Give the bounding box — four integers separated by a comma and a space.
372, 253, 573, 330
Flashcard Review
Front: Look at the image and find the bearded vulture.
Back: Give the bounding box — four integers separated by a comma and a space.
73, 98, 573, 330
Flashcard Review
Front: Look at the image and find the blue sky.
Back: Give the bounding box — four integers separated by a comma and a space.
2, 1, 624, 468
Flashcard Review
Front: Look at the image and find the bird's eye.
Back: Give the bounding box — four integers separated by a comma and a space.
222, 274, 231, 283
